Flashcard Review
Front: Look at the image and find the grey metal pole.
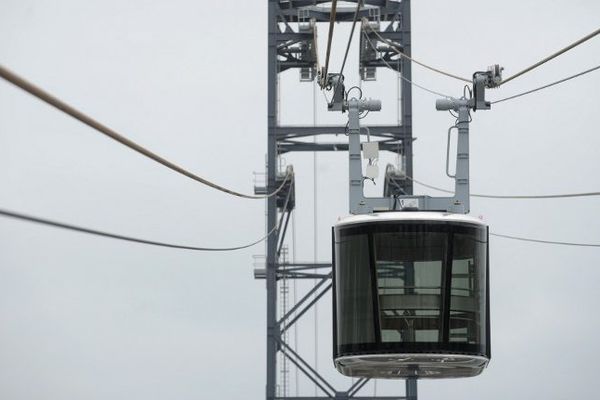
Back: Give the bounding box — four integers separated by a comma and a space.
406, 378, 417, 400
400, 0, 413, 195
267, 1, 279, 400
454, 104, 471, 213
347, 100, 364, 214
435, 97, 473, 213
346, 98, 383, 214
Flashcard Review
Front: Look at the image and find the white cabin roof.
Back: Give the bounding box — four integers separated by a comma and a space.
335, 212, 487, 228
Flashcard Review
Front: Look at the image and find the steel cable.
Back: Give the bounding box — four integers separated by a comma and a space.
401, 175, 600, 199
0, 208, 276, 251
3, 207, 598, 250
491, 233, 600, 248
321, 0, 338, 87
328, 0, 363, 100
338, 0, 362, 79
0, 64, 289, 199
361, 32, 452, 98
492, 64, 600, 104
363, 19, 471, 83
500, 26, 600, 86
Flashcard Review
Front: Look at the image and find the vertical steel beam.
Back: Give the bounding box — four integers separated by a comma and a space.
400, 0, 413, 195
267, 1, 279, 400
264, 1, 417, 399
405, 378, 417, 400
454, 105, 471, 213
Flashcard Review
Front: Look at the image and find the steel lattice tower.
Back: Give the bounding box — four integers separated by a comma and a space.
257, 1, 417, 399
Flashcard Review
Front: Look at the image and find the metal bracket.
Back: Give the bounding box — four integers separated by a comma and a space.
332, 66, 501, 215
326, 74, 346, 112
473, 64, 503, 110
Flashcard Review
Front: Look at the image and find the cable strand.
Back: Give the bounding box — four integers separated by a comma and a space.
327, 0, 363, 100
501, 26, 600, 86
491, 233, 600, 248
363, 20, 471, 83
0, 208, 276, 251
492, 64, 600, 104
338, 0, 362, 78
3, 207, 598, 250
361, 32, 452, 98
0, 64, 288, 199
321, 0, 338, 86
400, 175, 600, 199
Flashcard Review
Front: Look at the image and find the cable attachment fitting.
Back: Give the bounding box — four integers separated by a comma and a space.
472, 64, 503, 111
325, 73, 346, 111
486, 64, 504, 87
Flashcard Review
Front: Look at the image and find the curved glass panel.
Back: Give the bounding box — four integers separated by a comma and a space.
375, 230, 447, 344
335, 232, 375, 346
334, 221, 489, 358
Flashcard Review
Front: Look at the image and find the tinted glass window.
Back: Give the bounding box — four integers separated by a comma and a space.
449, 232, 487, 345
374, 231, 447, 343
335, 221, 488, 351
335, 233, 375, 345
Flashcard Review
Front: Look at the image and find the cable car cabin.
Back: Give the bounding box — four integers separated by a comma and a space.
332, 212, 490, 379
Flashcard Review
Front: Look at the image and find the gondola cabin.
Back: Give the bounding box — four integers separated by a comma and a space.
332, 212, 490, 379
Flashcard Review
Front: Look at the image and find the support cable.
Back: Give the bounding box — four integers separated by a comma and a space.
361, 32, 452, 98
2, 207, 599, 250
338, 0, 363, 79
0, 208, 276, 251
492, 64, 600, 104
491, 233, 600, 248
321, 0, 338, 86
328, 0, 363, 99
0, 64, 289, 200
363, 20, 471, 83
500, 26, 600, 86
401, 175, 600, 199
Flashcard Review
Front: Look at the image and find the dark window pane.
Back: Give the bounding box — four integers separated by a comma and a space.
449, 231, 487, 345
336, 233, 375, 345
334, 221, 489, 360
374, 231, 447, 343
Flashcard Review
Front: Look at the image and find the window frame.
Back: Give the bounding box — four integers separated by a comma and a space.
333, 219, 490, 359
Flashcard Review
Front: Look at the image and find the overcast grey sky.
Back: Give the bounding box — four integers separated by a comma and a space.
1, 1, 599, 399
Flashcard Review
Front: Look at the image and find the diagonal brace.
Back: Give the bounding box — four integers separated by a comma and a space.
278, 273, 331, 326
278, 338, 337, 396
280, 348, 334, 399
349, 377, 371, 397
280, 281, 332, 333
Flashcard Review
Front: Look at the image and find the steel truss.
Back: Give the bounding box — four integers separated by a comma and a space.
259, 1, 416, 399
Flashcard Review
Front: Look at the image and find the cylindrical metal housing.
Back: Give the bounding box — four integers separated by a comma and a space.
332, 212, 490, 379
